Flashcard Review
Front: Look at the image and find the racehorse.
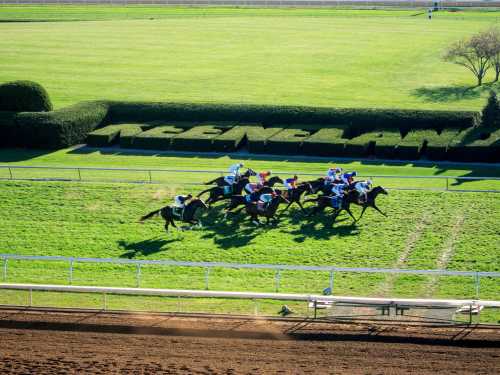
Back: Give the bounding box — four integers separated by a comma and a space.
304, 194, 357, 225
139, 198, 208, 232
280, 183, 314, 214
223, 186, 275, 216
347, 185, 388, 220
305, 177, 341, 195
239, 194, 290, 225
204, 168, 256, 186
197, 177, 250, 207
263, 176, 284, 187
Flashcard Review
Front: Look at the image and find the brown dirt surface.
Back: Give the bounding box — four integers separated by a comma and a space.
0, 308, 499, 374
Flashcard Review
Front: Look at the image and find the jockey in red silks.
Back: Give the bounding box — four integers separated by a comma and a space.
258, 170, 272, 185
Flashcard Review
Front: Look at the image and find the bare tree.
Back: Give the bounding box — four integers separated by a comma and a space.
444, 31, 496, 86
486, 28, 500, 82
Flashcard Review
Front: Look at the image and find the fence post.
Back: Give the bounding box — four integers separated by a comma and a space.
275, 269, 281, 292
77, 168, 82, 181
136, 264, 141, 288
148, 170, 152, 184
446, 178, 449, 191
8, 167, 13, 180
68, 259, 74, 285
475, 273, 480, 299
205, 267, 210, 290
29, 288, 32, 307
103, 293, 107, 310
329, 270, 334, 294
2, 258, 7, 282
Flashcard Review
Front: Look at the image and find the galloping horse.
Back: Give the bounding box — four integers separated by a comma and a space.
224, 186, 275, 216
240, 194, 290, 225
262, 176, 284, 187
347, 185, 388, 220
280, 183, 314, 214
204, 168, 256, 186
197, 177, 250, 207
139, 198, 208, 233
304, 194, 358, 225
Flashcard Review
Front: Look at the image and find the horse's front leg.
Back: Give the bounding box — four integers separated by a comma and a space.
372, 203, 387, 217
170, 218, 178, 229
358, 206, 368, 221
345, 206, 357, 223
296, 201, 307, 214
331, 209, 340, 226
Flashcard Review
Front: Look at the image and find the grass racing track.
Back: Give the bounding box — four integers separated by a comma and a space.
0, 148, 498, 321
2, 6, 500, 110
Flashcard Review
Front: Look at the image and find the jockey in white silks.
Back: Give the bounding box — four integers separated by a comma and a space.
258, 192, 275, 210
355, 180, 372, 203
224, 162, 244, 185
325, 167, 342, 185
330, 183, 348, 209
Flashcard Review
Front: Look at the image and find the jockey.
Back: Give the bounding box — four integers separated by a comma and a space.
330, 183, 348, 209
258, 170, 272, 185
355, 180, 372, 203
325, 167, 342, 185
244, 182, 261, 195
258, 191, 276, 210
224, 162, 244, 185
173, 194, 192, 215
284, 175, 298, 196
341, 171, 357, 185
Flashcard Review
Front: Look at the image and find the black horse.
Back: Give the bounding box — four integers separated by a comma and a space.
262, 176, 284, 187
280, 183, 314, 214
224, 186, 275, 216
197, 177, 250, 207
304, 194, 358, 225
204, 168, 256, 186
348, 185, 388, 220
305, 177, 340, 195
139, 198, 208, 233
239, 194, 290, 225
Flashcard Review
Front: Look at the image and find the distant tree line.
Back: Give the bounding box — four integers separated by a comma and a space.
444, 28, 500, 87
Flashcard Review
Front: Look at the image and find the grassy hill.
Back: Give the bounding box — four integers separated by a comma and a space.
1, 6, 500, 110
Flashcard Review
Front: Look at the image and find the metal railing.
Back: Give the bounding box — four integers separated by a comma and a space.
1, 254, 498, 297
1, 165, 499, 192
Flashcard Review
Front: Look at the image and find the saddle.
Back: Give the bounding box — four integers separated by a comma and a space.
223, 185, 233, 196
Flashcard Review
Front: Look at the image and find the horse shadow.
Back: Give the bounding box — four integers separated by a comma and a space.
118, 238, 181, 258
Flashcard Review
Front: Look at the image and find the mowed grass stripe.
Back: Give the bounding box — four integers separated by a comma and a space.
1, 8, 499, 109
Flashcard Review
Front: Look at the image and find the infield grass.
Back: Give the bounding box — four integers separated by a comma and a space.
1, 6, 500, 109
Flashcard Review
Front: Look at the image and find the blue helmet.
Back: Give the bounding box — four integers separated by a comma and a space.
352, 171, 357, 177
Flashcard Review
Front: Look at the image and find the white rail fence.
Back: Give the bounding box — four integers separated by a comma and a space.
1, 165, 499, 192
1, 254, 499, 297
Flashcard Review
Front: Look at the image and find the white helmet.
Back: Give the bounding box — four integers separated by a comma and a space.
367, 179, 373, 186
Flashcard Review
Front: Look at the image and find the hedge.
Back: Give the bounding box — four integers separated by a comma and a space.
245, 124, 286, 154
107, 101, 478, 132
425, 129, 462, 161
171, 124, 234, 152
344, 130, 402, 158
0, 111, 17, 147
131, 124, 188, 150
0, 80, 53, 112
301, 126, 348, 157
15, 101, 109, 148
394, 130, 437, 160
212, 125, 248, 152
266, 125, 324, 155
448, 127, 500, 162
86, 123, 146, 147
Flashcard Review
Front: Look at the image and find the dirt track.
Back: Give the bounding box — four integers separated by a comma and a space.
0, 308, 499, 374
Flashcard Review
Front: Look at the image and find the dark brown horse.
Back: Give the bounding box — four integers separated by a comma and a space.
139, 198, 208, 232
304, 194, 357, 225
224, 186, 275, 217
197, 177, 250, 207
280, 183, 314, 214
233, 194, 289, 225
348, 185, 388, 220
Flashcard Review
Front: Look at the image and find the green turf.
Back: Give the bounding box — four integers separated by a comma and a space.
1, 6, 500, 110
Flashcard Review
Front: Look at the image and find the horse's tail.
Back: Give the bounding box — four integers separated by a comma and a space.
140, 209, 161, 222
197, 187, 212, 198
205, 177, 219, 185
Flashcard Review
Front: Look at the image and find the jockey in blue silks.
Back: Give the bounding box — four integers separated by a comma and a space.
224, 162, 244, 185
341, 171, 357, 185
354, 179, 372, 203
330, 183, 348, 209
325, 167, 342, 185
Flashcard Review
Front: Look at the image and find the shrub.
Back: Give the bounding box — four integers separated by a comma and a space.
130, 124, 188, 150
0, 111, 18, 147
301, 126, 348, 157
448, 127, 500, 162
212, 126, 248, 152
0, 80, 53, 112
266, 125, 323, 155
373, 131, 402, 158
87, 123, 152, 148
245, 124, 286, 153
394, 130, 437, 160
171, 124, 234, 152
481, 91, 500, 128
107, 101, 478, 132
425, 129, 462, 160
15, 101, 109, 148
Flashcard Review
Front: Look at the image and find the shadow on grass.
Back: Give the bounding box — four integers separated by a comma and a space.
0, 148, 50, 162
118, 237, 181, 258
411, 84, 481, 103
